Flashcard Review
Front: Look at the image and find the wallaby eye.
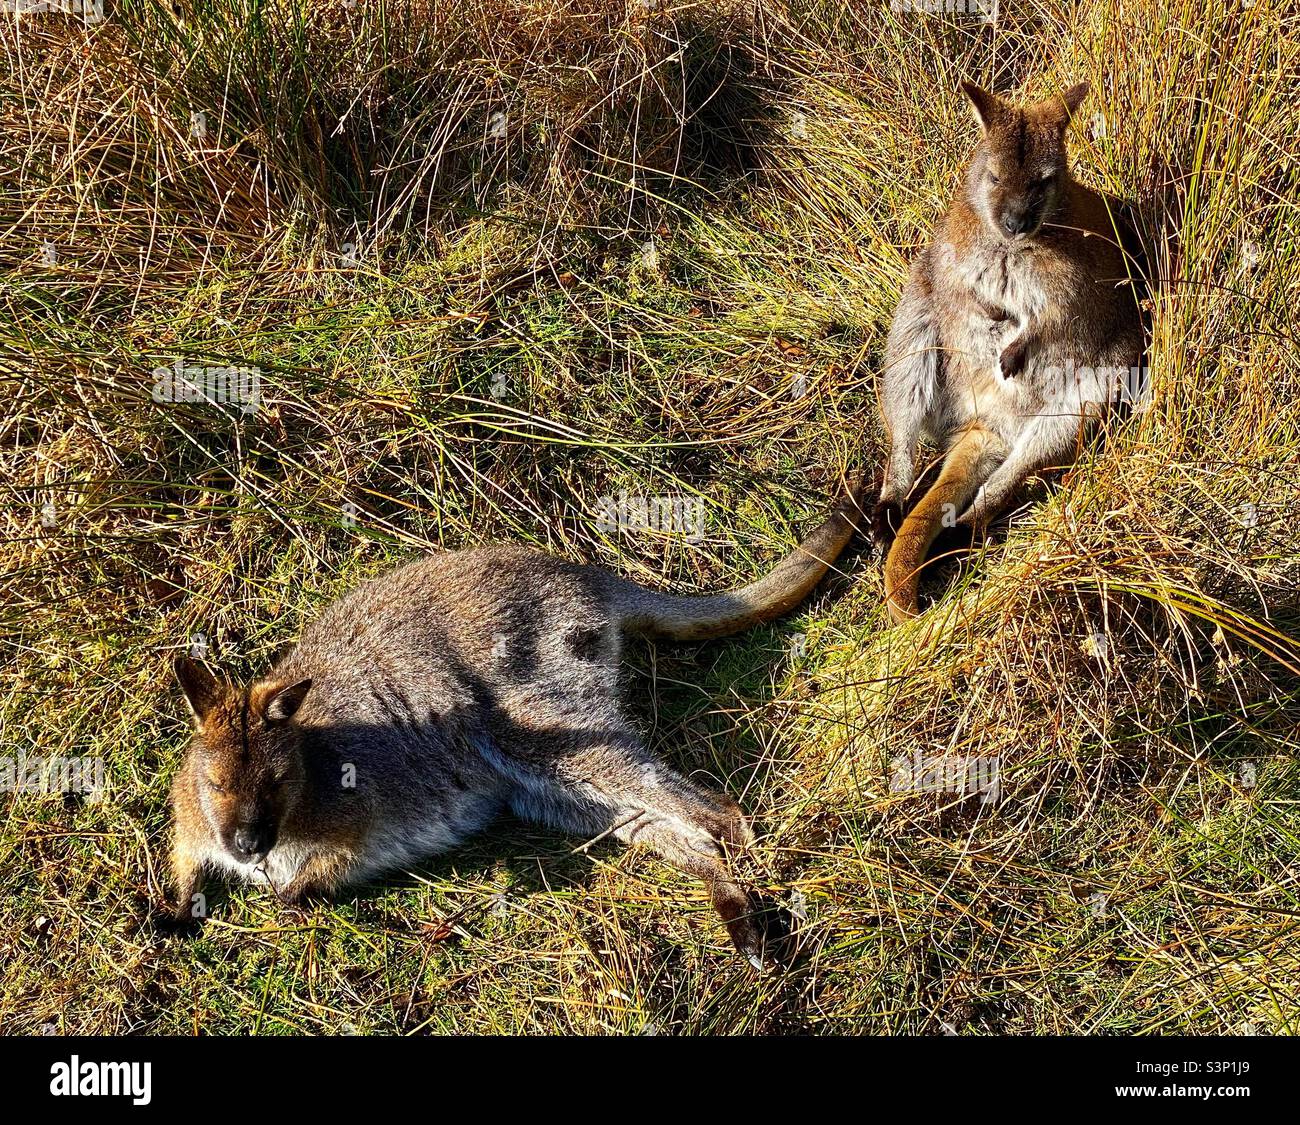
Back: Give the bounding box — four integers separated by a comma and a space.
206, 777, 228, 795
988, 172, 1001, 185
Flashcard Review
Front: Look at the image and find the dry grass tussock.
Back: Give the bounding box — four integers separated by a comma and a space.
1, 0, 1297, 1033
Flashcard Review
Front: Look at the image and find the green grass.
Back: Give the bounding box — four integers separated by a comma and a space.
1, 0, 1298, 1034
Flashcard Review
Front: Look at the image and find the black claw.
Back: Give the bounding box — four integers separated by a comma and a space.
148, 902, 203, 939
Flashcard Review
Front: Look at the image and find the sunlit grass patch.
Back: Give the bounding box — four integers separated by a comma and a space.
1, 0, 1297, 1034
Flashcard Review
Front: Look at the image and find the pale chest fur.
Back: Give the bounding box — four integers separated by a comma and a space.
930, 240, 1105, 434
945, 241, 1053, 323
936, 242, 1050, 367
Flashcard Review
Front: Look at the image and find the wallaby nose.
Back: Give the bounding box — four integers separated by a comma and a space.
1003, 212, 1033, 236
233, 827, 268, 858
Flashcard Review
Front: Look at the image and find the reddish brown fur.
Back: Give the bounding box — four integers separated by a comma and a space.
874, 79, 1143, 622
169, 668, 368, 918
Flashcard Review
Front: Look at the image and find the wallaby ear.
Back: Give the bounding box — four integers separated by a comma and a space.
1049, 81, 1090, 128
261, 678, 313, 725
174, 656, 222, 729
960, 80, 1004, 133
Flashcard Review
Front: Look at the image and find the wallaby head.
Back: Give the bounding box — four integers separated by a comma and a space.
960, 79, 1089, 242
173, 656, 313, 864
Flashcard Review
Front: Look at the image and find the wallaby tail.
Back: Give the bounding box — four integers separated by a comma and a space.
608, 478, 872, 642
883, 427, 997, 624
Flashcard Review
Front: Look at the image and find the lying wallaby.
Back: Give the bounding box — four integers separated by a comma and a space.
873, 79, 1144, 622
169, 482, 867, 967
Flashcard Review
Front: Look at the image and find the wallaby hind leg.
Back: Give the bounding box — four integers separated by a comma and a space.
170, 841, 205, 924
957, 412, 1082, 529
503, 736, 772, 968
874, 254, 940, 549
883, 427, 1005, 622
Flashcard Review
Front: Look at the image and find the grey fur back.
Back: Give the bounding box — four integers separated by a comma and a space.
269, 547, 620, 878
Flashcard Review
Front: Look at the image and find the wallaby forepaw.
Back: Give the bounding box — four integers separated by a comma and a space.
148, 900, 203, 938
998, 337, 1028, 380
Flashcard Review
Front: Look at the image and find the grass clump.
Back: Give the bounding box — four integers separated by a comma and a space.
1, 0, 1297, 1034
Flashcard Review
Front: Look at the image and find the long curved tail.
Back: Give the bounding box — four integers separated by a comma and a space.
884, 427, 996, 623
607, 478, 871, 642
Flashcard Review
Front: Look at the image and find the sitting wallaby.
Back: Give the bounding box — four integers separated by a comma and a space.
873, 79, 1143, 622
168, 482, 867, 967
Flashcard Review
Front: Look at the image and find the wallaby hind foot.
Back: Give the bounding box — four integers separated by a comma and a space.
504, 731, 786, 968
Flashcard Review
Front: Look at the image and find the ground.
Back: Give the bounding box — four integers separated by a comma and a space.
1, 0, 1298, 1034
